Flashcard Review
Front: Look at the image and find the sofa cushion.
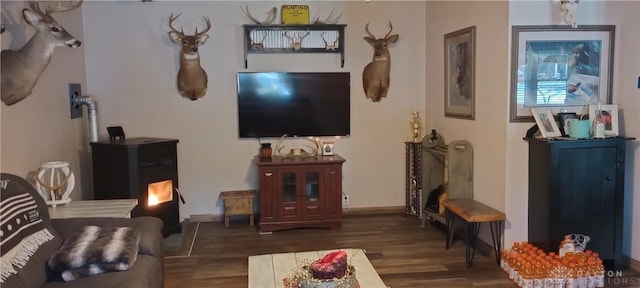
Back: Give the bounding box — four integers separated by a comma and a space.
51, 216, 163, 258
42, 255, 162, 288
48, 225, 141, 281
1, 173, 63, 287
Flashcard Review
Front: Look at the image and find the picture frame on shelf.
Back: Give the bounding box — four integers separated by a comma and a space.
589, 104, 618, 136
444, 26, 476, 120
557, 112, 578, 137
509, 25, 615, 122
531, 108, 562, 138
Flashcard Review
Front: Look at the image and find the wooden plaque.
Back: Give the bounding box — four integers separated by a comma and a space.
281, 5, 309, 24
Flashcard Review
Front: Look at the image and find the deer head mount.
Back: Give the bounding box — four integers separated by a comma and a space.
362, 22, 399, 102
321, 32, 339, 51
168, 13, 211, 101
1, 0, 83, 106
284, 31, 310, 52
241, 6, 277, 25
560, 0, 580, 28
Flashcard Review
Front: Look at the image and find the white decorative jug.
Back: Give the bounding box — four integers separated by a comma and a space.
35, 161, 75, 207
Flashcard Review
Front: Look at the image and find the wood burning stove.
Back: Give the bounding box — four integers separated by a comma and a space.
91, 137, 182, 236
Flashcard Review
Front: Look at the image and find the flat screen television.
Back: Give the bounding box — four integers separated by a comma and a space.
237, 72, 350, 138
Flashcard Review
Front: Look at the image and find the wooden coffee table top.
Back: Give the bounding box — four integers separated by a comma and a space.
248, 248, 387, 288
443, 199, 506, 222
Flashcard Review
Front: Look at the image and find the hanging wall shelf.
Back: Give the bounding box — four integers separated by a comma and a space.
243, 24, 347, 68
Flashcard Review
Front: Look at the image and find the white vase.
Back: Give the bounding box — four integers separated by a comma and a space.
35, 161, 75, 207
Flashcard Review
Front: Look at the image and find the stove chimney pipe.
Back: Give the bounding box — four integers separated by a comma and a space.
71, 95, 98, 142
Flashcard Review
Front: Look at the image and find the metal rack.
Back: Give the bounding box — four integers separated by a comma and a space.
420, 134, 473, 227
243, 24, 347, 68
404, 142, 422, 218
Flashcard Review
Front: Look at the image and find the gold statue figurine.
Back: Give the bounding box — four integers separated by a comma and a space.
409, 110, 423, 143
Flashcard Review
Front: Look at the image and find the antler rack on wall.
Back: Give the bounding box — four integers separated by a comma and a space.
243, 24, 346, 68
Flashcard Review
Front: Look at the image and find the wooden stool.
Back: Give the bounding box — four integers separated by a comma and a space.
219, 190, 256, 227
443, 199, 506, 267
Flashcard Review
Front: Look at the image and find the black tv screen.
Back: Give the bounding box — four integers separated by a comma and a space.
237, 72, 350, 138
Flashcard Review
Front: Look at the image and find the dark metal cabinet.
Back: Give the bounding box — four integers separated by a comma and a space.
525, 137, 633, 269
256, 155, 345, 233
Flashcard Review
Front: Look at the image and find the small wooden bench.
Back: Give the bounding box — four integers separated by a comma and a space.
443, 199, 506, 267
219, 190, 256, 227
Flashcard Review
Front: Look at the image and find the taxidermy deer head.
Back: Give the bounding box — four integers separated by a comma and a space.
560, 0, 580, 28
362, 22, 399, 102
168, 13, 211, 101
1, 0, 83, 106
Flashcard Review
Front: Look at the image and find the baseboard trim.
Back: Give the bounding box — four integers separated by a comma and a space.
626, 255, 640, 272
189, 214, 221, 223
342, 206, 405, 216
189, 206, 406, 223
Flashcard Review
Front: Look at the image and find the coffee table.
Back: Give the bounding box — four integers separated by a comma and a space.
248, 248, 387, 288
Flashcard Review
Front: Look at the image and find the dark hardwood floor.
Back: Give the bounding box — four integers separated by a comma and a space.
163, 214, 640, 288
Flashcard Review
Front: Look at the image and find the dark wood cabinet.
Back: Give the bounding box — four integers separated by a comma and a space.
255, 154, 345, 233
526, 137, 633, 269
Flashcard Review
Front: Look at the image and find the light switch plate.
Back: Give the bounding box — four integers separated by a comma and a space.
69, 83, 82, 119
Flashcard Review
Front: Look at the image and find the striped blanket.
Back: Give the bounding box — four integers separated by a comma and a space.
1, 174, 56, 283
48, 225, 140, 281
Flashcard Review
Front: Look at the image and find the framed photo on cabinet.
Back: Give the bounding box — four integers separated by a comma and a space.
531, 108, 562, 138
444, 26, 476, 120
557, 112, 578, 137
589, 104, 618, 136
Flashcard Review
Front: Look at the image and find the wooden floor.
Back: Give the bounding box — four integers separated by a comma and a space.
163, 214, 640, 288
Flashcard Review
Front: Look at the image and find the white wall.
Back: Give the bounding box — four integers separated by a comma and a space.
1, 1, 89, 198
425, 1, 509, 244
81, 1, 426, 217
506, 0, 640, 263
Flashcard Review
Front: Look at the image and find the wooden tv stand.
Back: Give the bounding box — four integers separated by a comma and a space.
255, 154, 346, 233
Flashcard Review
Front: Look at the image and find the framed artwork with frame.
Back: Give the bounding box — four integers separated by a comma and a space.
589, 104, 618, 136
444, 26, 476, 120
509, 25, 615, 122
531, 108, 562, 138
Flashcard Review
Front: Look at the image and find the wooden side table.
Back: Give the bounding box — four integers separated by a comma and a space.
219, 190, 256, 227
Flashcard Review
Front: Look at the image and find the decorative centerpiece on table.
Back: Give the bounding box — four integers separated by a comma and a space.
283, 250, 358, 288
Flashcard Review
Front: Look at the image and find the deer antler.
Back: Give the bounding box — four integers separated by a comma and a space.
46, 0, 84, 14
168, 13, 185, 36
312, 8, 342, 25
194, 16, 212, 37
242, 6, 277, 25
27, 1, 83, 16
364, 21, 394, 40
383, 21, 394, 39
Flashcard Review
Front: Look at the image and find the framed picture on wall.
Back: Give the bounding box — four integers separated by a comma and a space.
444, 26, 476, 120
509, 25, 615, 122
531, 108, 562, 138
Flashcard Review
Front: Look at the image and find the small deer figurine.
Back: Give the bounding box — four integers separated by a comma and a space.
362, 22, 399, 102
1, 1, 83, 106
168, 13, 211, 101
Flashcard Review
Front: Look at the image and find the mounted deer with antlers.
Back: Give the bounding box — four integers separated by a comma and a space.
362, 22, 399, 102
1, 1, 83, 106
168, 13, 211, 101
